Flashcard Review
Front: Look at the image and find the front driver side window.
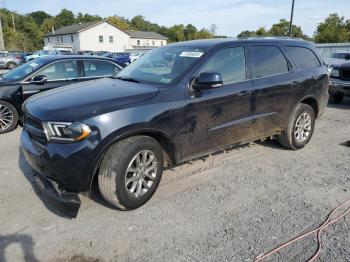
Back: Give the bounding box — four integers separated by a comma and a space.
33, 61, 78, 80
199, 47, 246, 85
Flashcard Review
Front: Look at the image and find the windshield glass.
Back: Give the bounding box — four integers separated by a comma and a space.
117, 46, 206, 85
2, 59, 45, 80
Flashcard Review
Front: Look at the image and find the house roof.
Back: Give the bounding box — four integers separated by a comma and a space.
45, 21, 168, 40
127, 30, 168, 40
44, 21, 103, 36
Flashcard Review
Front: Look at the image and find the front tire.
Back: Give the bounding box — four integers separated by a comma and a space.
278, 103, 315, 150
0, 100, 18, 134
98, 136, 164, 210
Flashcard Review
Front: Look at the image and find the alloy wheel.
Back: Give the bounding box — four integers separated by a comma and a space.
0, 104, 14, 131
294, 112, 312, 143
125, 150, 158, 198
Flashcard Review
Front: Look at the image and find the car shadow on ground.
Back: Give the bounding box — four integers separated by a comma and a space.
0, 233, 39, 262
17, 148, 75, 219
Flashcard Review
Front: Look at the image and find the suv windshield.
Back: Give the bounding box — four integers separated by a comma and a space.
2, 59, 45, 80
117, 46, 206, 85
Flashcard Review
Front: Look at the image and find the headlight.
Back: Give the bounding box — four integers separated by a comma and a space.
44, 122, 91, 142
330, 68, 340, 78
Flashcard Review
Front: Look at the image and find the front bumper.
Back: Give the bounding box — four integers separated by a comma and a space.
20, 129, 97, 217
33, 173, 81, 218
329, 79, 350, 96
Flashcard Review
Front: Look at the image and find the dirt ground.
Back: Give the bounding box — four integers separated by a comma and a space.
0, 99, 349, 262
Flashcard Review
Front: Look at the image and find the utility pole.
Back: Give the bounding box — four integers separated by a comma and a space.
288, 0, 295, 37
0, 18, 4, 50
11, 12, 15, 32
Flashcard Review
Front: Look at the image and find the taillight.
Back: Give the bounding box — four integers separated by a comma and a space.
15, 55, 21, 59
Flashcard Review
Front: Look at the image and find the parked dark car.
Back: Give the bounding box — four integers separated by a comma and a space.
104, 52, 132, 66
328, 63, 350, 103
0, 56, 124, 133
0, 51, 24, 69
20, 38, 329, 217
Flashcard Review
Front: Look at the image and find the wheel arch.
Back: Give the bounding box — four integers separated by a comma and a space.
299, 96, 319, 118
88, 128, 178, 193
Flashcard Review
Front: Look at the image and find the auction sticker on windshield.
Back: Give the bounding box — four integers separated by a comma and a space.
179, 51, 204, 58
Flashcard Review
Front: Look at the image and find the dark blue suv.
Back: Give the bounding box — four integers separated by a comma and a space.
20, 38, 329, 217
104, 52, 132, 66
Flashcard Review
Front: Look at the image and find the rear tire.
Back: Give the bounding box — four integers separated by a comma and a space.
98, 136, 164, 210
329, 93, 344, 104
0, 100, 18, 134
278, 103, 315, 150
6, 61, 17, 70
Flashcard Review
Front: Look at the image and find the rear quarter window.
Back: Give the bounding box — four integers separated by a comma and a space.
287, 46, 321, 69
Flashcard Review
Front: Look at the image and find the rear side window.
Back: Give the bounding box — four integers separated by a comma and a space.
250, 45, 289, 78
199, 47, 246, 85
83, 60, 119, 77
287, 46, 321, 68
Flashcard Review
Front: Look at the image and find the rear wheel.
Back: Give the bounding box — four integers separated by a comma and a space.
98, 136, 164, 210
6, 61, 16, 70
329, 93, 344, 104
0, 100, 18, 134
278, 103, 315, 150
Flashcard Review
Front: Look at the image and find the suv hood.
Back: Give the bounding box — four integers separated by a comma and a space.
23, 78, 159, 121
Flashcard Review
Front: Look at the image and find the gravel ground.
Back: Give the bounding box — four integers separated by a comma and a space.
0, 99, 349, 262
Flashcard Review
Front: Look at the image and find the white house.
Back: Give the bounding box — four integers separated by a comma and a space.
43, 20, 168, 52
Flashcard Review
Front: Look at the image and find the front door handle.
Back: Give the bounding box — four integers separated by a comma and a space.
237, 90, 252, 96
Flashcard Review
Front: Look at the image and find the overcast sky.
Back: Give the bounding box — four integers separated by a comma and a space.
3, 0, 350, 37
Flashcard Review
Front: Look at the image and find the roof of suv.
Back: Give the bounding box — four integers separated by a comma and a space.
168, 37, 313, 49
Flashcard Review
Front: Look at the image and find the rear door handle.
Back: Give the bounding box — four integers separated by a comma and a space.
237, 90, 253, 96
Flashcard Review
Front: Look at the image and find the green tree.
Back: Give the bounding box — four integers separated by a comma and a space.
237, 30, 256, 38
269, 19, 305, 38
167, 24, 186, 42
29, 11, 51, 26
184, 24, 198, 40
314, 14, 349, 43
76, 12, 102, 23
41, 17, 56, 34
195, 28, 213, 39
55, 9, 75, 28
107, 15, 130, 31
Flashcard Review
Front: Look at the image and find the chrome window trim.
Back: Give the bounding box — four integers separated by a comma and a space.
21, 58, 122, 84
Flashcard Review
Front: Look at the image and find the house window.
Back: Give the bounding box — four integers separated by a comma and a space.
47, 37, 50, 43
99, 35, 103, 43
57, 36, 59, 43
137, 40, 140, 46
152, 40, 155, 46
61, 36, 63, 42
71, 35, 74, 42
109, 36, 113, 43
161, 41, 163, 46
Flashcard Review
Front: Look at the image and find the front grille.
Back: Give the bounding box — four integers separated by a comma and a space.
24, 114, 47, 144
340, 69, 350, 81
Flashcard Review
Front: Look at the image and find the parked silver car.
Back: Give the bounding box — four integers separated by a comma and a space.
0, 51, 23, 69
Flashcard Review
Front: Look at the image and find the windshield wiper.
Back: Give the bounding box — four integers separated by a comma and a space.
116, 76, 140, 83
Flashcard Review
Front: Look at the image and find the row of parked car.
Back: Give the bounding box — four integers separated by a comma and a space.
0, 49, 147, 70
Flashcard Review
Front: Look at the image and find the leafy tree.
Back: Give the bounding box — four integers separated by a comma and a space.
237, 30, 256, 38
55, 9, 75, 28
314, 14, 349, 43
269, 19, 305, 38
184, 24, 198, 40
41, 17, 56, 34
196, 28, 213, 39
29, 11, 51, 26
76, 13, 102, 23
107, 15, 130, 31
209, 24, 217, 36
167, 24, 186, 42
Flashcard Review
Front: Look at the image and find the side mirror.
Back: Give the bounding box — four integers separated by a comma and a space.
31, 75, 47, 84
192, 72, 223, 91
